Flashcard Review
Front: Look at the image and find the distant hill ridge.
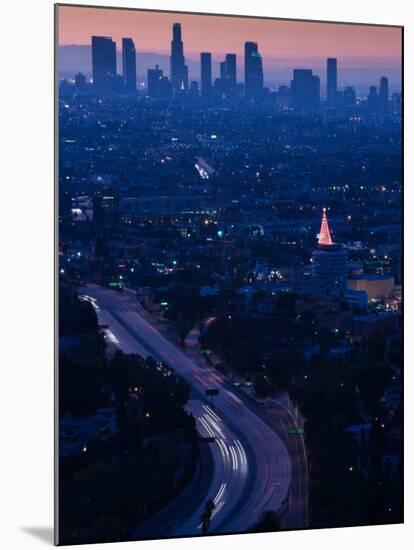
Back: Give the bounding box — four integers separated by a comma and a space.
58, 45, 401, 93
59, 44, 245, 84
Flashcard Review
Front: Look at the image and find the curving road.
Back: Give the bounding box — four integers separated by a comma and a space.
80, 284, 296, 536
185, 322, 309, 529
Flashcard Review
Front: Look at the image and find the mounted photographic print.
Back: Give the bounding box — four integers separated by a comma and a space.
56, 3, 403, 545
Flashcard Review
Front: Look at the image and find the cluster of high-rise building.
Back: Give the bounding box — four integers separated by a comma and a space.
149, 24, 265, 100
76, 22, 396, 112
325, 57, 390, 112
87, 23, 266, 100
291, 69, 320, 108
367, 77, 390, 112
90, 35, 136, 94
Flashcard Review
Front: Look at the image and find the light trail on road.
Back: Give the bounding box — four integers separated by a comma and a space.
80, 284, 295, 536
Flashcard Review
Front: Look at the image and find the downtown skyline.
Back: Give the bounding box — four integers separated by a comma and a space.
72, 27, 396, 107
62, 25, 401, 103
57, 5, 402, 93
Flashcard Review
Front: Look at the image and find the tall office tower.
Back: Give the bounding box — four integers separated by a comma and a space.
312, 75, 321, 106
147, 65, 163, 98
311, 208, 348, 298
170, 23, 188, 93
327, 57, 337, 106
367, 85, 379, 111
147, 65, 172, 99
122, 38, 136, 93
343, 86, 356, 107
91, 36, 117, 91
190, 81, 199, 98
217, 55, 237, 96
158, 76, 173, 99
200, 52, 212, 97
225, 54, 237, 89
291, 69, 320, 108
244, 42, 264, 98
244, 41, 257, 91
379, 76, 389, 113
276, 85, 291, 107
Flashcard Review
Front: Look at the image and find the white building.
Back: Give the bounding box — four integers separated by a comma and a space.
311, 208, 348, 298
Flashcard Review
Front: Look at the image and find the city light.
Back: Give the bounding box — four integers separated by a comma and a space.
57, 8, 402, 543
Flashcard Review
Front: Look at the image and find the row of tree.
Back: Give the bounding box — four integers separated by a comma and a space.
202, 309, 403, 529
59, 286, 198, 544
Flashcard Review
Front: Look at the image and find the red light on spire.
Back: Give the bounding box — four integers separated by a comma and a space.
318, 208, 333, 245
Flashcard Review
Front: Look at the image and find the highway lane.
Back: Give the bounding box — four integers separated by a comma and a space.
172, 399, 251, 536
186, 320, 308, 529
260, 398, 308, 528
79, 284, 292, 535
132, 399, 250, 539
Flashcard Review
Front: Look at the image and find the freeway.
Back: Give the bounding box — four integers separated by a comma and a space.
186, 322, 309, 529
80, 284, 295, 536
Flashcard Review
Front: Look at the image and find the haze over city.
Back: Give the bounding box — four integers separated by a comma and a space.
58, 5, 402, 93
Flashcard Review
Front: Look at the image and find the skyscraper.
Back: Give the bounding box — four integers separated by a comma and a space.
190, 81, 199, 98
147, 65, 163, 98
158, 76, 173, 99
200, 53, 212, 98
327, 58, 337, 106
244, 42, 257, 86
91, 36, 117, 92
225, 54, 237, 89
170, 23, 188, 93
220, 61, 227, 80
244, 42, 264, 98
291, 69, 320, 108
367, 86, 379, 111
343, 86, 356, 107
147, 65, 172, 99
311, 208, 348, 298
215, 53, 237, 97
122, 38, 136, 93
379, 76, 389, 113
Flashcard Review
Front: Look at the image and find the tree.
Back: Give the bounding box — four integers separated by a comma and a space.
277, 292, 296, 318
200, 498, 215, 535
59, 287, 99, 337
253, 373, 269, 398
59, 354, 103, 417
266, 351, 293, 392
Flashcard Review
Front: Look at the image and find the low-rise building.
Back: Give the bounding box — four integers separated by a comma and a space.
347, 273, 395, 301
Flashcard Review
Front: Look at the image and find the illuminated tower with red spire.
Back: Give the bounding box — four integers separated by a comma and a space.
311, 208, 347, 298
318, 207, 333, 246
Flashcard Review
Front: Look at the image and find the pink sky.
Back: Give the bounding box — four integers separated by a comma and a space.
57, 5, 402, 67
